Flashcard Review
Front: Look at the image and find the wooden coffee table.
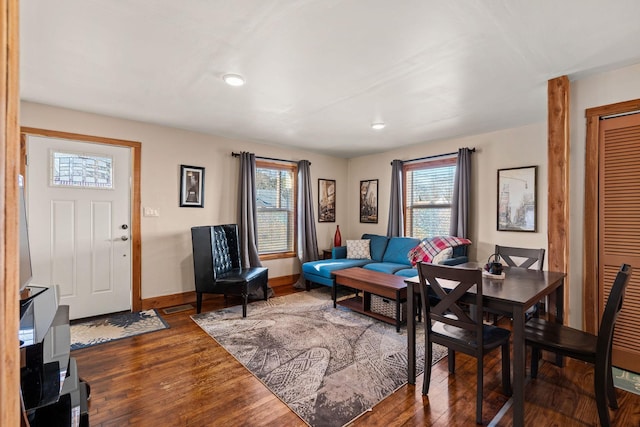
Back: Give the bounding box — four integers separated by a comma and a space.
332, 267, 409, 332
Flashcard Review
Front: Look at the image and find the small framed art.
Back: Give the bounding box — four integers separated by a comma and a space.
497, 165, 536, 231
318, 178, 336, 222
180, 165, 205, 208
360, 179, 378, 223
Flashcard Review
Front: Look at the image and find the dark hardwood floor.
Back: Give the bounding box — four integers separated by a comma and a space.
72, 285, 640, 426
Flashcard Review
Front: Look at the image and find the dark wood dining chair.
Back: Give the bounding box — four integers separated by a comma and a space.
525, 263, 632, 427
417, 262, 512, 425
487, 245, 546, 323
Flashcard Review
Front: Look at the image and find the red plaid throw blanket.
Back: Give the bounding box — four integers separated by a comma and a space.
407, 236, 472, 266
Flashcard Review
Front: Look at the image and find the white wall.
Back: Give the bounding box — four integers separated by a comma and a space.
569, 62, 640, 327
20, 102, 348, 299
346, 123, 549, 264
21, 60, 640, 323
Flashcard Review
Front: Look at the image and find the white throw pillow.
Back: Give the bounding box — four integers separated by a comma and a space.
432, 247, 453, 264
346, 239, 371, 259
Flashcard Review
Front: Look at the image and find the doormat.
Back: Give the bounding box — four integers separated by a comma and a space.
613, 367, 640, 396
192, 287, 445, 427
70, 309, 169, 350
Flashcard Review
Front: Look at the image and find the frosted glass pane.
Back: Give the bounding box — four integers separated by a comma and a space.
50, 151, 113, 189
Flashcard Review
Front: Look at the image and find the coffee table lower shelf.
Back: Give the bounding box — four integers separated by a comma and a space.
337, 293, 406, 331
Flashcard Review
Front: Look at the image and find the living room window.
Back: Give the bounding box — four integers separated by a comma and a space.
403, 156, 456, 237
255, 161, 297, 258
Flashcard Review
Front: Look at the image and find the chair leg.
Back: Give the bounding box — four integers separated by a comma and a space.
501, 343, 512, 396
262, 279, 268, 302
448, 350, 456, 373
607, 365, 618, 409
242, 292, 248, 318
196, 292, 203, 314
422, 340, 433, 395
305, 280, 311, 291
594, 374, 612, 427
476, 354, 483, 424
531, 346, 540, 379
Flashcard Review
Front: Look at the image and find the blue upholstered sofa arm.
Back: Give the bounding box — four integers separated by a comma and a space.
332, 246, 347, 259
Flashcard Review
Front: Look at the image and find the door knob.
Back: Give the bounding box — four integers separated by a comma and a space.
121, 236, 129, 241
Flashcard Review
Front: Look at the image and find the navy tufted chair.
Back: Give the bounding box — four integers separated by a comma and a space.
191, 224, 268, 316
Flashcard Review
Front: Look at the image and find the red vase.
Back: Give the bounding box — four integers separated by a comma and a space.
334, 225, 342, 247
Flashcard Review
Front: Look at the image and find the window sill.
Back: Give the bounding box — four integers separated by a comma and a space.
259, 252, 297, 261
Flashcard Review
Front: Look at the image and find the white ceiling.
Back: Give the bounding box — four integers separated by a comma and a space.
19, 1, 640, 158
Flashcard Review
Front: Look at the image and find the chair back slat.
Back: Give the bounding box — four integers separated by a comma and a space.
596, 264, 632, 362
417, 263, 484, 338
495, 245, 545, 271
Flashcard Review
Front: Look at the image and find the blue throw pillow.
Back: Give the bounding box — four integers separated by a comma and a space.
382, 237, 421, 265
362, 234, 389, 262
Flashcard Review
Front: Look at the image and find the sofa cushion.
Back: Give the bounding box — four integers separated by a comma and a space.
361, 234, 389, 262
394, 268, 418, 278
363, 262, 412, 275
408, 236, 472, 266
382, 237, 421, 265
346, 239, 371, 259
302, 258, 372, 279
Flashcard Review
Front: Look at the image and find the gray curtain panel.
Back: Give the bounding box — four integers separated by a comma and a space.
449, 147, 472, 238
386, 159, 404, 237
238, 152, 274, 298
238, 152, 263, 268
294, 160, 319, 289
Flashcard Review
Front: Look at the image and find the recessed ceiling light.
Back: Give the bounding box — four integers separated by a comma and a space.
371, 122, 386, 130
222, 74, 245, 87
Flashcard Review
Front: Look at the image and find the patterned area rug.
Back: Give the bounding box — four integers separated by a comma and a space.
70, 309, 169, 350
613, 367, 640, 395
192, 288, 445, 427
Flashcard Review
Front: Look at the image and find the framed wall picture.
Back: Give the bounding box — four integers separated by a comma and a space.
318, 178, 336, 222
180, 165, 205, 208
360, 179, 378, 223
497, 165, 537, 231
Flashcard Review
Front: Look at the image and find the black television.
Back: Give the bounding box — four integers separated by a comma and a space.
19, 174, 33, 292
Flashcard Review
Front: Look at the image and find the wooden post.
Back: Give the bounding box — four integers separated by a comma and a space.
547, 76, 570, 317
1, 0, 22, 425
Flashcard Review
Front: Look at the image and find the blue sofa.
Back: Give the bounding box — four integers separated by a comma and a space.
302, 233, 469, 289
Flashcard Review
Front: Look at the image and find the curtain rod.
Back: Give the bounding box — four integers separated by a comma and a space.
231, 152, 308, 165
391, 147, 475, 165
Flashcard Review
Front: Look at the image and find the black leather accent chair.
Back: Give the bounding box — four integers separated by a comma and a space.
191, 224, 268, 316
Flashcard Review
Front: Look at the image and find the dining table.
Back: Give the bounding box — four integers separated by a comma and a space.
405, 262, 566, 427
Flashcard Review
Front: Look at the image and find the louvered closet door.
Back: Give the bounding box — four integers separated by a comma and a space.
599, 113, 640, 372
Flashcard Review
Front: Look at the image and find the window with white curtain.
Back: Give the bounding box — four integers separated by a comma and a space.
403, 156, 456, 237
255, 161, 297, 256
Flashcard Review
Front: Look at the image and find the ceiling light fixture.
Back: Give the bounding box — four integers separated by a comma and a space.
222, 74, 245, 87
371, 122, 386, 130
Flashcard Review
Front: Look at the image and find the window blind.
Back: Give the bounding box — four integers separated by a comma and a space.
256, 165, 295, 254
404, 160, 456, 237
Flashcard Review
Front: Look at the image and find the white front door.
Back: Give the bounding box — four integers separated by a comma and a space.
27, 135, 132, 320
